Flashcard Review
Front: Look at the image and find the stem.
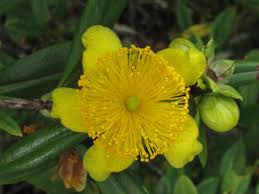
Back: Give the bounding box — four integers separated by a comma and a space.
0, 99, 52, 111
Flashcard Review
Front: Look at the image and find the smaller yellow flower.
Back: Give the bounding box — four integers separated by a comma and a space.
51, 25, 204, 181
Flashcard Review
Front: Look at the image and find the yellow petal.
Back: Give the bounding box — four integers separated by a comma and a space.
83, 145, 134, 181
164, 115, 203, 168
83, 145, 111, 182
158, 48, 206, 86
51, 87, 87, 133
81, 25, 122, 71
107, 155, 134, 172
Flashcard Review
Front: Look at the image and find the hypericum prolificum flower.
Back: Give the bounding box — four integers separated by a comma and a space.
58, 150, 87, 192
51, 25, 205, 181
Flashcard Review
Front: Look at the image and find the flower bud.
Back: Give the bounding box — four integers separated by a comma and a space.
169, 38, 196, 52
158, 38, 207, 86
199, 95, 240, 132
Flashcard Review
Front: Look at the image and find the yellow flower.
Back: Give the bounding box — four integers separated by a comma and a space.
51, 25, 203, 181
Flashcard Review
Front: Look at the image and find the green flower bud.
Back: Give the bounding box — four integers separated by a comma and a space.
199, 95, 240, 132
169, 38, 196, 52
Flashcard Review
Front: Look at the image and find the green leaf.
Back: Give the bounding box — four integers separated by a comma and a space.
0, 126, 86, 184
227, 71, 259, 86
154, 176, 171, 194
0, 42, 71, 84
173, 175, 198, 194
59, 0, 128, 86
0, 52, 15, 71
199, 126, 208, 167
221, 168, 240, 194
221, 168, 251, 194
204, 39, 215, 62
209, 59, 235, 81
0, 110, 22, 136
203, 76, 243, 100
219, 139, 246, 176
176, 0, 192, 31
234, 61, 259, 73
216, 84, 243, 100
211, 7, 236, 49
197, 177, 219, 194
203, 76, 218, 92
31, 0, 49, 27
97, 173, 147, 194
97, 176, 125, 194
0, 43, 71, 97
0, 73, 62, 96
256, 181, 259, 194
233, 174, 251, 194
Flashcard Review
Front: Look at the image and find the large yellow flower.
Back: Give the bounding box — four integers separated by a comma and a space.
51, 25, 205, 181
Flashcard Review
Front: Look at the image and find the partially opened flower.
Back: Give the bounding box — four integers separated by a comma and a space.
51, 25, 205, 181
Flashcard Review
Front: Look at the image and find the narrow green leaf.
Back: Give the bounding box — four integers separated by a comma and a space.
216, 84, 243, 100
0, 73, 62, 95
97, 176, 125, 194
211, 7, 236, 48
31, 0, 49, 27
256, 181, 259, 194
197, 177, 219, 194
204, 39, 215, 62
227, 71, 259, 86
97, 173, 147, 194
0, 126, 67, 163
173, 175, 198, 194
58, 0, 128, 86
0, 52, 15, 71
233, 174, 251, 194
0, 110, 22, 136
0, 42, 71, 84
176, 0, 192, 31
234, 61, 259, 73
154, 176, 171, 194
114, 173, 147, 194
221, 168, 239, 194
199, 126, 208, 167
219, 139, 246, 176
0, 126, 86, 184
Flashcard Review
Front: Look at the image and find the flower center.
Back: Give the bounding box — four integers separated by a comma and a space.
125, 96, 140, 112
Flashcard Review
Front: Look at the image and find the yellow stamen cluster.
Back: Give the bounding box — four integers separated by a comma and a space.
78, 46, 189, 161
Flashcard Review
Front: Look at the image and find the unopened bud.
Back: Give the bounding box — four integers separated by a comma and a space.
199, 95, 240, 132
